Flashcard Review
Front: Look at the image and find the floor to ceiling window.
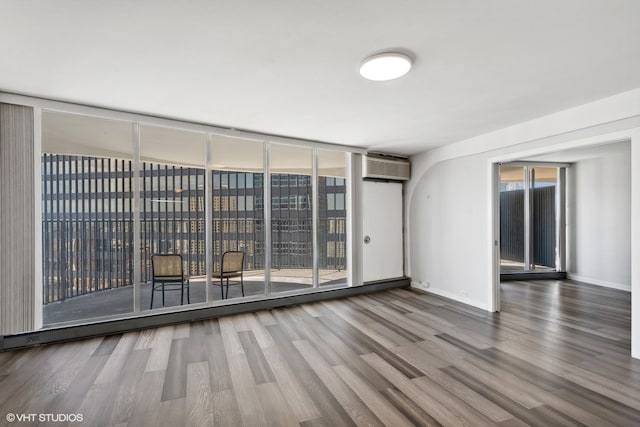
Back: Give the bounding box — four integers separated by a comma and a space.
269, 143, 314, 291
42, 111, 135, 325
317, 149, 348, 287
40, 110, 353, 326
139, 125, 207, 310
210, 135, 266, 300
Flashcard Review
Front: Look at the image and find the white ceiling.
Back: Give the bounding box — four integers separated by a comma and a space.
3, 0, 640, 155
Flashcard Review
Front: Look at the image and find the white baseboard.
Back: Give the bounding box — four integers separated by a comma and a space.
567, 274, 631, 292
410, 282, 488, 311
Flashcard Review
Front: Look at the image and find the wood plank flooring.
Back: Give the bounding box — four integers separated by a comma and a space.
2, 279, 640, 426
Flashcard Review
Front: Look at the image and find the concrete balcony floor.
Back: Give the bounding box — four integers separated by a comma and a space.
44, 269, 347, 326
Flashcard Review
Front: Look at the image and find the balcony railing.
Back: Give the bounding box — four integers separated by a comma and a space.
43, 218, 346, 304
42, 154, 347, 304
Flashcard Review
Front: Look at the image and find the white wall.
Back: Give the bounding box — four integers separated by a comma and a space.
568, 142, 631, 290
409, 154, 490, 308
631, 132, 640, 358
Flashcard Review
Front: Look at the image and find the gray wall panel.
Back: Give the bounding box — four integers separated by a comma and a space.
0, 103, 35, 335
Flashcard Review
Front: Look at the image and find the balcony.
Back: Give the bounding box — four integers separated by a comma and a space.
43, 268, 347, 326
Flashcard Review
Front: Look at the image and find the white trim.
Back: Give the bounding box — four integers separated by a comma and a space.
312, 148, 319, 289
263, 142, 272, 295
501, 161, 572, 168
346, 153, 354, 286
566, 274, 631, 292
556, 167, 567, 272
411, 283, 488, 311
205, 134, 213, 302
524, 166, 532, 270
132, 123, 141, 313
631, 130, 640, 358
33, 107, 43, 330
488, 162, 500, 312
0, 92, 365, 155
348, 153, 364, 286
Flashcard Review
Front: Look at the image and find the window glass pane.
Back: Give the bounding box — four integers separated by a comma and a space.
270, 144, 313, 289
317, 149, 348, 286
140, 125, 207, 309
41, 111, 135, 325
499, 165, 525, 272
210, 135, 265, 300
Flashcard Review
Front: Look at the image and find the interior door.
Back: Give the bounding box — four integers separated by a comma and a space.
362, 180, 403, 282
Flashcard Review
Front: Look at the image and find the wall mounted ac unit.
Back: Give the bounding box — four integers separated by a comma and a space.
362, 152, 411, 181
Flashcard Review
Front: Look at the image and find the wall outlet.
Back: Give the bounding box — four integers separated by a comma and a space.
460, 290, 468, 297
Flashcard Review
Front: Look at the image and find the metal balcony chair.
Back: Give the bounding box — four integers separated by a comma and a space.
212, 251, 245, 299
150, 254, 190, 309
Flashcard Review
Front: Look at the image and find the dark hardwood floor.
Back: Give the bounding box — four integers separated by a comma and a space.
1, 279, 639, 426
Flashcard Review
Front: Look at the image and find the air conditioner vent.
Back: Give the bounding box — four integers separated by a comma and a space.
363, 154, 410, 181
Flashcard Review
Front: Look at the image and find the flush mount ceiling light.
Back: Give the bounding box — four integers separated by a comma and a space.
359, 52, 413, 81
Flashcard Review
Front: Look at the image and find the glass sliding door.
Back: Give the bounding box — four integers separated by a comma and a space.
499, 165, 526, 272
317, 149, 348, 287
531, 167, 558, 271
210, 135, 265, 300
269, 143, 314, 292
500, 163, 564, 274
41, 111, 135, 325
139, 125, 206, 310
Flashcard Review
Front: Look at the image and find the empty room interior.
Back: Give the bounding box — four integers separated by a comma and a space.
2, 1, 640, 426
